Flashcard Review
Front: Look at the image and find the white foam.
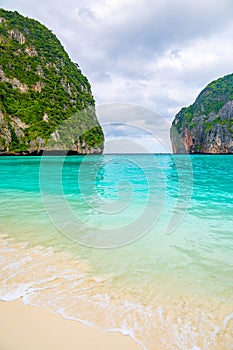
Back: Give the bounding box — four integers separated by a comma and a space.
0, 237, 231, 350
55, 307, 147, 350
0, 285, 30, 301
223, 312, 233, 330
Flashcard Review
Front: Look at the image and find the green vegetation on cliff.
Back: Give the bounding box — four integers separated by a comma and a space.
0, 8, 104, 154
170, 73, 233, 154
172, 74, 233, 132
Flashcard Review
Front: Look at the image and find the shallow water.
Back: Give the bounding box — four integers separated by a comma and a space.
0, 155, 232, 349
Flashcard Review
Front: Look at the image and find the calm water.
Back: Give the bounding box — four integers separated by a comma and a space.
0, 155, 232, 349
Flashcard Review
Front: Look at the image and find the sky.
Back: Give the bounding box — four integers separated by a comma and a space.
1, 0, 233, 152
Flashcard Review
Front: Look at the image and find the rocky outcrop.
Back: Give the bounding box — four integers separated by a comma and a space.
31, 81, 45, 93
0, 68, 28, 92
9, 29, 26, 44
25, 46, 37, 56
0, 8, 104, 155
170, 74, 233, 154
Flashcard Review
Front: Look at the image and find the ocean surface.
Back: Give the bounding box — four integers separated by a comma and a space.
0, 154, 232, 350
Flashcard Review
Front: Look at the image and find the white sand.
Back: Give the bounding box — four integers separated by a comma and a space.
0, 299, 142, 350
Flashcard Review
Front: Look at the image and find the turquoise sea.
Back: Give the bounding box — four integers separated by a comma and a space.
0, 154, 232, 350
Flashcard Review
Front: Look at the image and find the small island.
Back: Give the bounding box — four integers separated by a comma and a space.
170, 73, 233, 153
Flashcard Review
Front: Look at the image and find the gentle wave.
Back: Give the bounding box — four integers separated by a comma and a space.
0, 236, 232, 350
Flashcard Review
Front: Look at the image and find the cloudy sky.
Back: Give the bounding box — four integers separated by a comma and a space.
2, 0, 233, 152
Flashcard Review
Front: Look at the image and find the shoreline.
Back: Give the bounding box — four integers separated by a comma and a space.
0, 299, 142, 350
0, 235, 233, 350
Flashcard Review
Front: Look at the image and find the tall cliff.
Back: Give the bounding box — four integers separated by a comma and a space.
0, 8, 104, 155
170, 74, 233, 154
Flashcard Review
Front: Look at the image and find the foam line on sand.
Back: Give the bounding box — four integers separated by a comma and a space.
0, 299, 142, 350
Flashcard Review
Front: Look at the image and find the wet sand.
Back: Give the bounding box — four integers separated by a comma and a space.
0, 237, 232, 350
0, 299, 142, 350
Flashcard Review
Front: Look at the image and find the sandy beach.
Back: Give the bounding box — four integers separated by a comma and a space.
0, 299, 142, 350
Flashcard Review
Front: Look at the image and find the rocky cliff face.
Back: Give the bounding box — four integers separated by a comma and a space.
0, 9, 104, 155
170, 74, 233, 154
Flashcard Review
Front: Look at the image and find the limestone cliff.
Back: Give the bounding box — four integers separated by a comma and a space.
0, 8, 104, 155
170, 74, 233, 154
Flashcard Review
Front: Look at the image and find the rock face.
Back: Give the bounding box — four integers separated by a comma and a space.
170, 74, 233, 154
0, 9, 104, 155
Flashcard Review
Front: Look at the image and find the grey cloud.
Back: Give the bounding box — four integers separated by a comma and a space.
2, 0, 233, 150
77, 7, 96, 20
82, 0, 233, 60
8, 0, 232, 78
97, 103, 171, 151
